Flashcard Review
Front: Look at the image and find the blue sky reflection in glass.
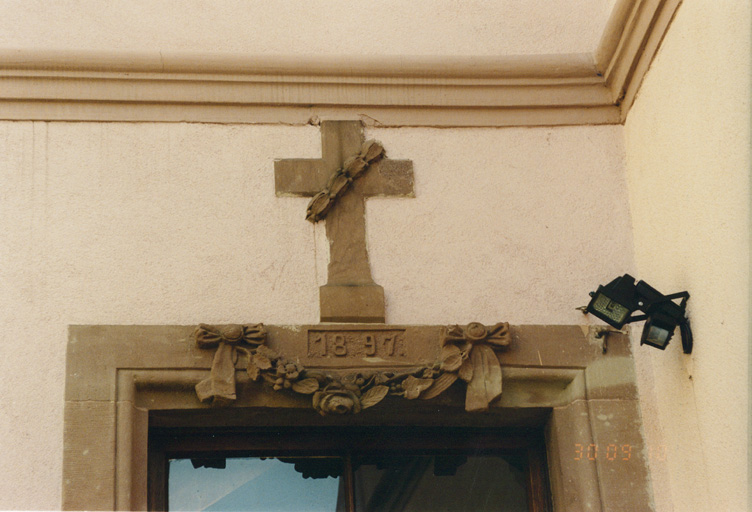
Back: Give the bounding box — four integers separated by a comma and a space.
169, 457, 340, 511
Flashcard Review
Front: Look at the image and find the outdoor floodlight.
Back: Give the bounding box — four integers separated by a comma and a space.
586, 274, 641, 329
584, 274, 692, 354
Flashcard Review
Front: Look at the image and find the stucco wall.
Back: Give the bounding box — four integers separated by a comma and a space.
0, 0, 612, 56
624, 1, 751, 510
0, 122, 630, 509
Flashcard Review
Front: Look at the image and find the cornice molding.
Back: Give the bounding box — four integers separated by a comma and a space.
0, 0, 680, 127
596, 0, 683, 121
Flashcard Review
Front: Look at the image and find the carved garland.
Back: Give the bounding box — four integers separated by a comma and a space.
194, 322, 510, 414
305, 139, 385, 222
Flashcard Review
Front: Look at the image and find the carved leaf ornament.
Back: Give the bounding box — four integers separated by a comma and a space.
305, 139, 385, 222
194, 322, 511, 414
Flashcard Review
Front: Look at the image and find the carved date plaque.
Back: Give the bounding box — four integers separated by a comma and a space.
193, 322, 511, 413
307, 329, 407, 362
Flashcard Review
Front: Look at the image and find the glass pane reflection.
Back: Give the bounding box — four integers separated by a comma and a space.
169, 454, 529, 512
168, 457, 341, 512
354, 455, 528, 512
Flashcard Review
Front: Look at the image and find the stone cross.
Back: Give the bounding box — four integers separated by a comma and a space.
274, 121, 414, 323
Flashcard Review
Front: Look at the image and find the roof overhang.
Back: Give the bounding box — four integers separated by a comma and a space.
0, 0, 681, 127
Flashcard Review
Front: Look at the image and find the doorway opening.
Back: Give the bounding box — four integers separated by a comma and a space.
149, 426, 551, 512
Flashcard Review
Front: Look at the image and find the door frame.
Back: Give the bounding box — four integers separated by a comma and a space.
63, 324, 654, 511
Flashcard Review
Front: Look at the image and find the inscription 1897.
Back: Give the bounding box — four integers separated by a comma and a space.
307, 329, 407, 359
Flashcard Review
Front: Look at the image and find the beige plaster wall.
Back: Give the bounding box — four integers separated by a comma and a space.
624, 1, 751, 510
0, 0, 613, 56
0, 121, 630, 509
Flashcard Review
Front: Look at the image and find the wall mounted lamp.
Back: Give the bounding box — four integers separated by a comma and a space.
582, 274, 692, 354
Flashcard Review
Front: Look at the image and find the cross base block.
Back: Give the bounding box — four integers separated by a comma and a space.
320, 284, 385, 323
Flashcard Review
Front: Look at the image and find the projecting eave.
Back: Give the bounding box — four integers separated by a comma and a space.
0, 0, 681, 127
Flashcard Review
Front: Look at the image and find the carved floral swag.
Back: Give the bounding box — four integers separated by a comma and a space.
195, 322, 511, 414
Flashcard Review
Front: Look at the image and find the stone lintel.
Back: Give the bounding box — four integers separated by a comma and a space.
65, 324, 635, 403
319, 283, 385, 323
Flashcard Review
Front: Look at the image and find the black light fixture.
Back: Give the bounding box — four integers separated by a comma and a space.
583, 274, 692, 353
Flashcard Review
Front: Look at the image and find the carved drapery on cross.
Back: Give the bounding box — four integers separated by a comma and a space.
194, 322, 511, 414
305, 139, 385, 222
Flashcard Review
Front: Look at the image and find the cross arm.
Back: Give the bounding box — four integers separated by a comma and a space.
360, 159, 415, 197
274, 158, 327, 197
276, 157, 414, 198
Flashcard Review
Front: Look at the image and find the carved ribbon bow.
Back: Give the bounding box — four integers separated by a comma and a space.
434, 322, 511, 412
195, 323, 266, 406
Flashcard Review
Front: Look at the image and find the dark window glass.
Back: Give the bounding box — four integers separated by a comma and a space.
353, 455, 528, 512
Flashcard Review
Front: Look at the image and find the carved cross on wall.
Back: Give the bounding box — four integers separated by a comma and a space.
275, 121, 414, 323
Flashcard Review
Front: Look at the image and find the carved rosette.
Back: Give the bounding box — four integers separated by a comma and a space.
305, 139, 385, 222
194, 321, 511, 414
